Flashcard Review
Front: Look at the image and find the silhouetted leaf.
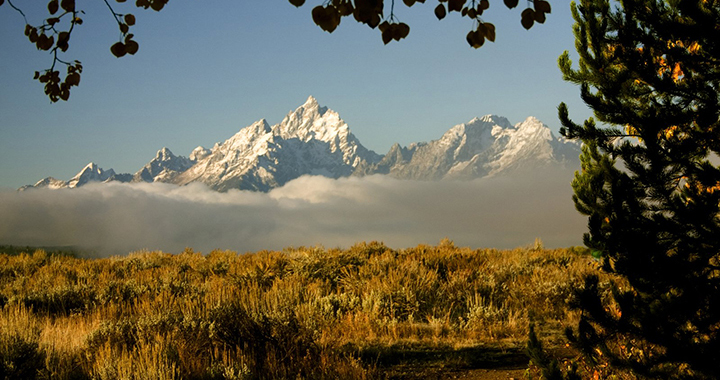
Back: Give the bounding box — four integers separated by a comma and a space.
368, 13, 380, 28
397, 22, 410, 39
60, 0, 74, 12
533, 10, 546, 23
0, 0, 4, 7
48, 0, 59, 15
434, 4, 446, 20
312, 6, 341, 33
58, 31, 70, 51
124, 14, 136, 26
119, 23, 129, 34
336, 1, 353, 16
125, 40, 139, 55
28, 28, 39, 43
466, 29, 484, 48
402, 0, 416, 6
483, 22, 495, 42
65, 72, 80, 86
150, 0, 164, 11
448, 0, 465, 12
382, 29, 392, 44
110, 41, 126, 57
503, 0, 518, 9
479, 0, 489, 10
521, 8, 534, 29
288, 0, 305, 7
535, 0, 551, 13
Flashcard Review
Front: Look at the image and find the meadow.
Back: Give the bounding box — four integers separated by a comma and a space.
0, 240, 611, 379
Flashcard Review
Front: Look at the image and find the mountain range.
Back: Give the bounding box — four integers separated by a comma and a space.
20, 96, 580, 192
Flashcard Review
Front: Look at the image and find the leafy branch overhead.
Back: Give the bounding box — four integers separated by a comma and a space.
1, 0, 549, 103
1, 0, 166, 102
295, 0, 550, 47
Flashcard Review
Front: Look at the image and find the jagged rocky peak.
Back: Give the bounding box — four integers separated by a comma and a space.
275, 96, 346, 142
68, 162, 115, 188
189, 146, 211, 162
133, 147, 194, 183
155, 147, 175, 161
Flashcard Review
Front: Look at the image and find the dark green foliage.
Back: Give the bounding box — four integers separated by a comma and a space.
558, 0, 720, 378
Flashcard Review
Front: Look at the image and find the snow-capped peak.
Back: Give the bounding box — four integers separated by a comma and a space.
68, 162, 115, 188
155, 147, 175, 161
189, 146, 211, 162
303, 95, 320, 108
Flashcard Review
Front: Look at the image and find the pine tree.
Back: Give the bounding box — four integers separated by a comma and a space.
557, 0, 720, 378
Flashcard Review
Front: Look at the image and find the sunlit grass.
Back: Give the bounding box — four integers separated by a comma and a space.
0, 240, 607, 379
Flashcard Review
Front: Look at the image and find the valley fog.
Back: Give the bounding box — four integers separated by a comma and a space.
0, 170, 585, 256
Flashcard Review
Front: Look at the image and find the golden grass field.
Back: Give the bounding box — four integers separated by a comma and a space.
0, 240, 612, 379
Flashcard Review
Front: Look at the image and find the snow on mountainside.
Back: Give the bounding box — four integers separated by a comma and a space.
360, 115, 579, 181
133, 147, 195, 183
19, 97, 580, 192
174, 96, 382, 191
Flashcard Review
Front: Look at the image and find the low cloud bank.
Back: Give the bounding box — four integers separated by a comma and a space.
0, 170, 586, 256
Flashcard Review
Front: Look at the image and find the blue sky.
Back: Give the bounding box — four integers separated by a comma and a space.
0, 0, 591, 189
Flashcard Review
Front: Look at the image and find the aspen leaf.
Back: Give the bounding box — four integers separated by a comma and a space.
312, 6, 340, 33
448, 0, 465, 12
368, 13, 380, 28
48, 0, 59, 15
402, 0, 416, 6
29, 28, 39, 43
435, 4, 447, 20
65, 72, 80, 86
535, 0, 551, 13
533, 10, 546, 23
110, 41, 127, 57
119, 23, 129, 34
483, 22, 495, 42
397, 23, 410, 39
58, 31, 69, 51
288, 0, 305, 7
479, 0, 489, 10
382, 29, 392, 44
466, 29, 484, 48
60, 0, 74, 12
521, 8, 534, 29
124, 14, 136, 26
150, 0, 165, 11
0, 0, 4, 6
125, 40, 139, 55
503, 0, 518, 9
336, 1, 353, 16
378, 21, 390, 33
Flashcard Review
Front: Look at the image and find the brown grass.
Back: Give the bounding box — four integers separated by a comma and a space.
0, 240, 607, 379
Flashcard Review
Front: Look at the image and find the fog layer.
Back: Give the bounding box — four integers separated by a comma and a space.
0, 170, 586, 256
